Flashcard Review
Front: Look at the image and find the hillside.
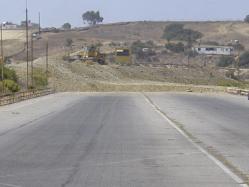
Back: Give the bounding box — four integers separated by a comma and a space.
3, 21, 249, 91
3, 21, 249, 58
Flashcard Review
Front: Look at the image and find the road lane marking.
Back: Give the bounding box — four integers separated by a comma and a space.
143, 93, 248, 187
0, 182, 21, 187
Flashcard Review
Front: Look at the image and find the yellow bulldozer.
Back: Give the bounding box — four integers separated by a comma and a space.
70, 46, 106, 65
68, 46, 132, 65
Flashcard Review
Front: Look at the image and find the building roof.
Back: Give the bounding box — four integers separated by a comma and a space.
193, 45, 233, 48
2, 21, 17, 25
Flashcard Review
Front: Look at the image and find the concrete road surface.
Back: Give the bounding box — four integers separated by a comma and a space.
148, 92, 249, 186
0, 92, 247, 187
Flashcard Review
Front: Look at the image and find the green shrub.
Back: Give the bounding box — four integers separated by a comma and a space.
203, 41, 220, 46
95, 42, 103, 48
239, 51, 249, 67
232, 43, 245, 51
184, 50, 198, 58
4, 79, 20, 92
165, 42, 185, 53
109, 42, 118, 47
244, 15, 249, 23
225, 70, 236, 80
131, 40, 155, 54
217, 79, 246, 88
162, 23, 203, 42
65, 38, 73, 48
62, 22, 71, 30
33, 69, 48, 88
0, 66, 19, 93
136, 50, 156, 61
0, 81, 3, 92
217, 56, 235, 67
162, 24, 183, 42
131, 40, 156, 61
109, 42, 128, 47
0, 65, 18, 82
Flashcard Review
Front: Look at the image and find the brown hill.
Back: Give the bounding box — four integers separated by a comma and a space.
4, 21, 249, 91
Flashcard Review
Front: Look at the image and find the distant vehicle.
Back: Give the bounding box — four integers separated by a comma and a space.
230, 39, 239, 44
41, 27, 60, 33
115, 48, 132, 64
142, 48, 150, 52
32, 33, 42, 40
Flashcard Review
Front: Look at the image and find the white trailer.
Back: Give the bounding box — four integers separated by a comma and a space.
193, 45, 234, 56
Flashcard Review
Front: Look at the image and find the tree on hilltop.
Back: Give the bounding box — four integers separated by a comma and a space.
62, 23, 71, 30
82, 11, 104, 26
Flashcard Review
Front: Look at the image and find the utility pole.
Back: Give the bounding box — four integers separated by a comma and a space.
46, 41, 49, 85
1, 23, 4, 94
25, 0, 29, 89
187, 32, 192, 68
234, 41, 241, 80
38, 12, 41, 35
31, 32, 34, 88
237, 50, 241, 80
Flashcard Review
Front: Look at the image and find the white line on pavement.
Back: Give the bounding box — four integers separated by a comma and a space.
143, 93, 248, 187
0, 182, 21, 187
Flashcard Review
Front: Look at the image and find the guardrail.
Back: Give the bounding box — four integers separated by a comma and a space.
0, 89, 55, 106
226, 88, 249, 97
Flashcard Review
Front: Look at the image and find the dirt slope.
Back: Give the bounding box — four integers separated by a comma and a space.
4, 21, 249, 91
4, 21, 249, 59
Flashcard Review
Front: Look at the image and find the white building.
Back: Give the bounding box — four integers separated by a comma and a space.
2, 22, 17, 29
193, 45, 234, 56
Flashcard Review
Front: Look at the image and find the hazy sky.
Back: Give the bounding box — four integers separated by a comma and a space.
1, 0, 249, 27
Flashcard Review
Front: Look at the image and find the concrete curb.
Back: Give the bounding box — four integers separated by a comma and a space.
226, 88, 249, 97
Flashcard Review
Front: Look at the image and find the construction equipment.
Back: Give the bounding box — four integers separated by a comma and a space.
70, 46, 106, 65
115, 48, 132, 64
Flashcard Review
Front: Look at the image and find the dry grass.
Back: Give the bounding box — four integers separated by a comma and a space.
5, 22, 249, 92
5, 21, 249, 60
10, 53, 247, 92
2, 30, 26, 41
53, 81, 225, 93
